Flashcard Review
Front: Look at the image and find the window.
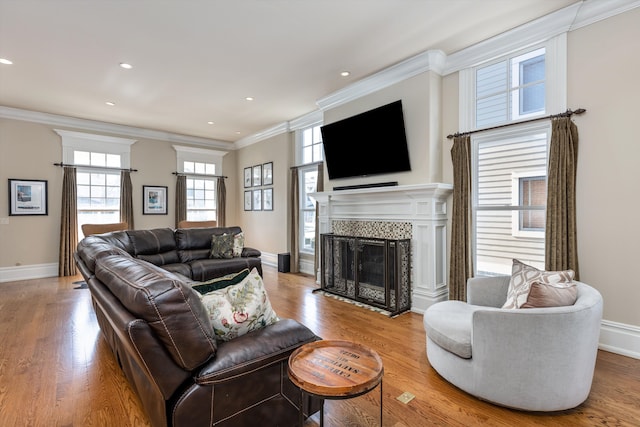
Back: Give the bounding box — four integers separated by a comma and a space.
55, 129, 136, 240
299, 166, 318, 253
184, 161, 216, 221
295, 124, 323, 254
518, 176, 546, 231
476, 48, 545, 128
174, 145, 227, 222
76, 151, 122, 233
301, 125, 324, 164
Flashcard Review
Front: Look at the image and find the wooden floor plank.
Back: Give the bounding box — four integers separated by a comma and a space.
0, 267, 638, 426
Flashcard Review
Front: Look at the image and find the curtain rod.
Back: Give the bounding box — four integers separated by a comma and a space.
172, 172, 227, 179
53, 162, 138, 172
446, 108, 586, 140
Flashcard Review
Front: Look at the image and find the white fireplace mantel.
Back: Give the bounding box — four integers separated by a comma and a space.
311, 183, 453, 313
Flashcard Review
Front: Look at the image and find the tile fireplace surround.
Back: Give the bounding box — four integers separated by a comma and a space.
311, 183, 453, 313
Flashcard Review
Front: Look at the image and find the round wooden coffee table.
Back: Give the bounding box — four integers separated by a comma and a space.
288, 339, 384, 427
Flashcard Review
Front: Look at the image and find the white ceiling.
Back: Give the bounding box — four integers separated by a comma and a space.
0, 0, 579, 144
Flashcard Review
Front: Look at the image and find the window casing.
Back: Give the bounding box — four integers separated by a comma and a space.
463, 37, 565, 276
295, 124, 323, 254
184, 161, 216, 221
299, 166, 318, 254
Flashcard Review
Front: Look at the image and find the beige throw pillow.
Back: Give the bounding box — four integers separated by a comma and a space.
521, 281, 578, 308
502, 259, 574, 309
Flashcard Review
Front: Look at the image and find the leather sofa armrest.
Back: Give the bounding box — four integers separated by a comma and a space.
241, 247, 261, 257
195, 319, 319, 384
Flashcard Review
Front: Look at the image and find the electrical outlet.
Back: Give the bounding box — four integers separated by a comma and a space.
396, 391, 416, 404
0, 217, 9, 225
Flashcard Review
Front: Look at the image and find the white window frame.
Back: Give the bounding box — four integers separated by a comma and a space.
55, 130, 136, 238
174, 145, 228, 222
461, 34, 566, 276
298, 164, 318, 255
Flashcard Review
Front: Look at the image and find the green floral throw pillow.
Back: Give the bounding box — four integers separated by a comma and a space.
210, 234, 234, 259
199, 268, 279, 341
191, 269, 250, 294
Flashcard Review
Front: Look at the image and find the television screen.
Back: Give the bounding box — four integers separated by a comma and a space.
320, 100, 411, 180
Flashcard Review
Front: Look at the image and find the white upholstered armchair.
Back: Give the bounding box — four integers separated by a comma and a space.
423, 276, 603, 411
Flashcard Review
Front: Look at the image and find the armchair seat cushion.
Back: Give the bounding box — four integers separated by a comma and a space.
423, 301, 482, 359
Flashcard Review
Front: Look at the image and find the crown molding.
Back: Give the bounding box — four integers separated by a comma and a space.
172, 144, 229, 157
0, 105, 231, 149
289, 110, 323, 131
316, 50, 446, 111
233, 121, 289, 149
570, 0, 640, 31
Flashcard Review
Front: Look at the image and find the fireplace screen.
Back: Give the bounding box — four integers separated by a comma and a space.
321, 234, 411, 315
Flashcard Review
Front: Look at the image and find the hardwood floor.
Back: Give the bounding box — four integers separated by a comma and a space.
1, 266, 639, 426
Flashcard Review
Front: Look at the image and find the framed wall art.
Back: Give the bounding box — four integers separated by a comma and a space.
244, 190, 252, 211
143, 185, 168, 215
263, 188, 273, 211
252, 189, 262, 211
252, 165, 262, 187
244, 167, 252, 188
8, 179, 48, 216
262, 162, 273, 186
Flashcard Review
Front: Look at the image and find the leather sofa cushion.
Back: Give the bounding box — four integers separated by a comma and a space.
190, 257, 263, 282
197, 319, 318, 383
128, 228, 180, 266
77, 233, 133, 273
95, 254, 217, 370
424, 301, 482, 359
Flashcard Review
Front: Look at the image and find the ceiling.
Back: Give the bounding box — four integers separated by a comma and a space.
0, 0, 579, 145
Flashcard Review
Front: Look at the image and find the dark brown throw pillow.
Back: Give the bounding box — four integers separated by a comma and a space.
210, 234, 234, 259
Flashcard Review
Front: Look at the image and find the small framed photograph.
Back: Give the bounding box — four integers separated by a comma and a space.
263, 188, 273, 211
262, 162, 273, 186
243, 167, 252, 188
9, 179, 48, 216
252, 189, 262, 211
252, 165, 262, 187
244, 190, 252, 211
143, 185, 168, 215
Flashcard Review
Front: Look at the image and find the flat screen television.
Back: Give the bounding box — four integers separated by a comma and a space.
320, 100, 411, 180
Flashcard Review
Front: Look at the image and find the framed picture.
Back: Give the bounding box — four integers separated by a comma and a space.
244, 190, 252, 211
143, 185, 168, 215
252, 189, 262, 211
8, 179, 48, 216
252, 164, 262, 187
262, 162, 273, 186
243, 167, 252, 188
263, 188, 273, 211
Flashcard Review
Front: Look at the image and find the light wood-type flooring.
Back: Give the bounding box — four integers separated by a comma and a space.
1, 266, 639, 426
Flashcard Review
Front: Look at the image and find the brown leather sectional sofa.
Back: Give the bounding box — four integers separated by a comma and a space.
75, 227, 321, 427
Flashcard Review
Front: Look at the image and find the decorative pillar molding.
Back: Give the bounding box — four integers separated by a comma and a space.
311, 183, 453, 313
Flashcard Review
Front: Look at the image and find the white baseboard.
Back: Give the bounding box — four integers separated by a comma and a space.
261, 252, 277, 268
599, 320, 640, 360
0, 263, 58, 283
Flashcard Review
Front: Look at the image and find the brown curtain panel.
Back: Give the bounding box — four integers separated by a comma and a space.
314, 162, 324, 274
175, 175, 187, 228
216, 177, 226, 227
59, 166, 78, 276
289, 167, 300, 273
449, 135, 473, 301
119, 170, 134, 229
546, 117, 580, 279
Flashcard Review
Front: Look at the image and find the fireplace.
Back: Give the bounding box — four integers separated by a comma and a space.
311, 183, 453, 313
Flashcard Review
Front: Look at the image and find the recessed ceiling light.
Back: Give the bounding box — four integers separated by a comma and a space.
105, 101, 115, 106
340, 71, 350, 77
207, 121, 215, 125
245, 97, 254, 101
119, 62, 133, 69
0, 58, 13, 65
236, 131, 241, 134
